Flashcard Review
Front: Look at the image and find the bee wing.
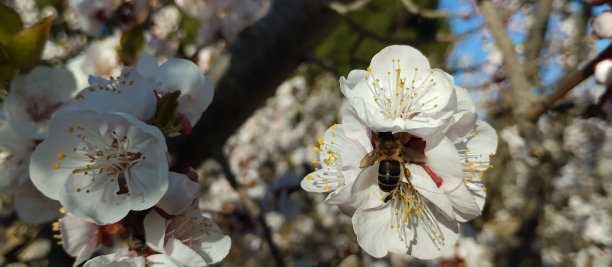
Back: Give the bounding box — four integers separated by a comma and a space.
359, 150, 378, 169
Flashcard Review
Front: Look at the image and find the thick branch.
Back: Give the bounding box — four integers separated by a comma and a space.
479, 0, 533, 118
526, 43, 612, 122
168, 0, 341, 166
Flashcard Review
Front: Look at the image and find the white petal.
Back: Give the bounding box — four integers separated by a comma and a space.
424, 135, 463, 193
406, 164, 454, 219
136, 53, 160, 79
60, 213, 100, 266
83, 251, 145, 267
155, 59, 214, 125
341, 107, 373, 152
57, 67, 157, 121
352, 207, 400, 258
300, 169, 341, 193
368, 45, 431, 80
14, 181, 62, 224
165, 238, 208, 266
157, 172, 200, 215
143, 210, 167, 253
349, 166, 384, 210
445, 86, 477, 141
4, 66, 77, 139
446, 182, 481, 222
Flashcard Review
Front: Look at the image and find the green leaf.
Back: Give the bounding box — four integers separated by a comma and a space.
6, 15, 53, 72
0, 3, 23, 45
0, 63, 19, 83
154, 91, 182, 134
118, 27, 145, 66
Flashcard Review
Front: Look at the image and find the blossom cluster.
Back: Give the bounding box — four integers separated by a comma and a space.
0, 54, 230, 266
301, 45, 498, 259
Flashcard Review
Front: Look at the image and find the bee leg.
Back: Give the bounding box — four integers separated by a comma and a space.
383, 193, 393, 203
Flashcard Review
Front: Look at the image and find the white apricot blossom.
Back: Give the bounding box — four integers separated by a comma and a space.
144, 208, 231, 266
136, 54, 214, 126
595, 59, 612, 85
592, 11, 612, 39
331, 45, 498, 259
301, 107, 372, 208
3, 66, 77, 139
340, 45, 457, 139
29, 110, 169, 224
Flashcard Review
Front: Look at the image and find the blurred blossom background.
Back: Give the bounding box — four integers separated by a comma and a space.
1, 0, 612, 266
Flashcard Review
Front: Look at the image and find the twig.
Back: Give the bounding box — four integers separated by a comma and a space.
328, 0, 373, 15
526, 43, 612, 122
524, 0, 553, 81
400, 0, 459, 19
306, 53, 341, 79
210, 145, 285, 267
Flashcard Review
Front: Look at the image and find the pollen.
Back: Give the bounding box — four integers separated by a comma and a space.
318, 137, 324, 146
311, 158, 317, 164
57, 153, 66, 160
59, 207, 66, 214
323, 185, 329, 191
53, 162, 61, 169
333, 124, 337, 129
77, 124, 84, 130
67, 127, 74, 133
313, 147, 322, 152
367, 67, 372, 72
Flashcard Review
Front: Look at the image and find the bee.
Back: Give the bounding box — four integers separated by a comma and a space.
360, 132, 422, 203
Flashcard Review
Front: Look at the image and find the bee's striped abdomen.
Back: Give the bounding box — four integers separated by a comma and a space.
378, 160, 401, 192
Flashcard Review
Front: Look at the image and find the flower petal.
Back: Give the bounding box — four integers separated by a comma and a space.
143, 210, 167, 253
157, 172, 200, 215
424, 135, 463, 193
155, 59, 214, 125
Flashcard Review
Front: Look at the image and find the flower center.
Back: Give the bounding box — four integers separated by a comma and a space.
53, 123, 145, 196
386, 181, 446, 247
364, 60, 440, 119
166, 209, 215, 248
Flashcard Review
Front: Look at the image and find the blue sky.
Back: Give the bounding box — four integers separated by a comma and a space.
438, 0, 611, 90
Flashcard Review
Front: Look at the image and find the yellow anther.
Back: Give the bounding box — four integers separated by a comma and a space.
313, 147, 322, 152
333, 124, 337, 129
307, 174, 314, 180
77, 124, 84, 130
53, 162, 61, 169
323, 185, 329, 191
311, 158, 317, 163
367, 67, 372, 72
67, 127, 74, 133
415, 68, 418, 71
57, 153, 66, 160
59, 207, 66, 214
434, 104, 438, 108
318, 137, 324, 145
88, 87, 95, 92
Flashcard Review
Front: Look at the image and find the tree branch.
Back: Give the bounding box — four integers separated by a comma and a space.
526, 43, 612, 122
524, 0, 553, 81
168, 0, 342, 167
479, 0, 533, 118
